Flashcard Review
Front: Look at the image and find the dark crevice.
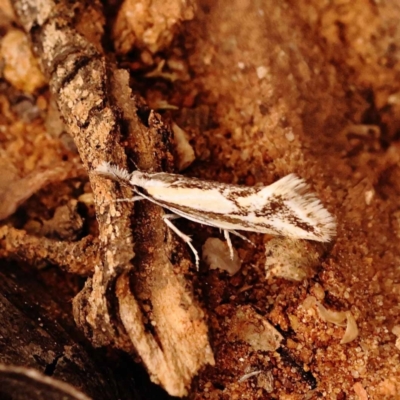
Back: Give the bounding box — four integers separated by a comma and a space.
44, 354, 62, 376
277, 348, 317, 389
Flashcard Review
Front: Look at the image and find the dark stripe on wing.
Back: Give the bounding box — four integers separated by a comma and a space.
160, 198, 317, 237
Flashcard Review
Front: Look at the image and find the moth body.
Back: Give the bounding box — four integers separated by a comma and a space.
95, 162, 336, 268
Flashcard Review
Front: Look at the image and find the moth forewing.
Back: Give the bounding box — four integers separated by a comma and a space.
94, 162, 336, 267
132, 171, 336, 243
141, 185, 239, 214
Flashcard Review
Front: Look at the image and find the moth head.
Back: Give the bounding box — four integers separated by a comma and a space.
128, 170, 148, 188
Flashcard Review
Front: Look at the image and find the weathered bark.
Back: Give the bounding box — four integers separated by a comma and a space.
0, 261, 148, 400
9, 0, 213, 396
0, 364, 91, 400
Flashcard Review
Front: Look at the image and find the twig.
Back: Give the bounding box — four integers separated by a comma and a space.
0, 225, 97, 276
11, 0, 214, 395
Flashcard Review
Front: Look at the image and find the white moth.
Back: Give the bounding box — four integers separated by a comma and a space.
95, 162, 336, 269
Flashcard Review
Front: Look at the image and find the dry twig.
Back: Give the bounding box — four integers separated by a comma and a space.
10, 0, 213, 395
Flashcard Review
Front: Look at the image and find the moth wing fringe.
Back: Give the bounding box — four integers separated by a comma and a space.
270, 174, 337, 241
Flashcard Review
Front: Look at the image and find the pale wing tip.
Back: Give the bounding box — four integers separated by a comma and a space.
315, 211, 337, 242
273, 174, 337, 243
304, 196, 337, 242
94, 161, 131, 181
274, 173, 308, 193
301, 192, 337, 243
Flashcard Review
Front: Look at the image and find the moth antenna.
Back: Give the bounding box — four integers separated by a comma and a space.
128, 157, 139, 171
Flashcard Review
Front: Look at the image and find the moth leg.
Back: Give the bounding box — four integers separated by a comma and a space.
115, 196, 144, 203
223, 230, 235, 260
162, 214, 200, 270
103, 195, 143, 207
229, 230, 256, 246
163, 214, 181, 220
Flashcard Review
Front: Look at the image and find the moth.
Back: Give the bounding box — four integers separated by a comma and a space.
95, 162, 336, 268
